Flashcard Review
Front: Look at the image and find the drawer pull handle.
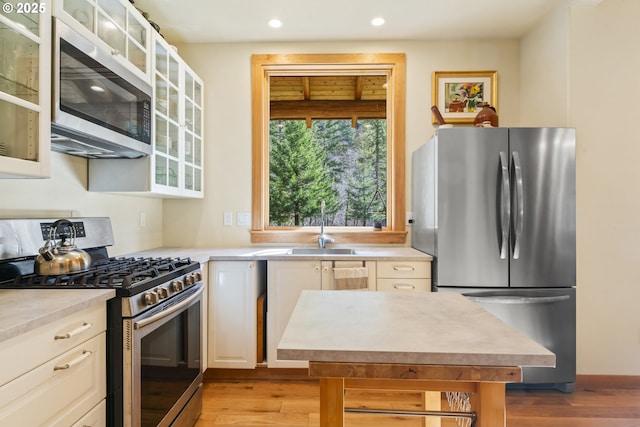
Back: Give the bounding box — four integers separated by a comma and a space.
393, 284, 416, 290
53, 350, 93, 371
55, 322, 93, 340
393, 265, 415, 271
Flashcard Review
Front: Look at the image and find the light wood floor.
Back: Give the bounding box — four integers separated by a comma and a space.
196, 378, 640, 427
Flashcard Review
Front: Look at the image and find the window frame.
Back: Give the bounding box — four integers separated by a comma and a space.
250, 53, 407, 244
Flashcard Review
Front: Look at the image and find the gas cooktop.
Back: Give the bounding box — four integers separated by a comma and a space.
0, 256, 199, 296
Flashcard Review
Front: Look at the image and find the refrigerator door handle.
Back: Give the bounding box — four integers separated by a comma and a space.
512, 151, 524, 259
499, 151, 510, 259
465, 295, 570, 305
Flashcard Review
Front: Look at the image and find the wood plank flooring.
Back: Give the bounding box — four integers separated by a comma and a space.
196, 378, 640, 427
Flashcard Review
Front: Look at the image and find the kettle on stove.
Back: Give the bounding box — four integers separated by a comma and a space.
35, 219, 92, 275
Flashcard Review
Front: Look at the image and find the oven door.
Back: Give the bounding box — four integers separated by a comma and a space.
123, 283, 204, 427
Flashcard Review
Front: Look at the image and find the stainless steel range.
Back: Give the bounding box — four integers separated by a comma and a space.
0, 218, 204, 427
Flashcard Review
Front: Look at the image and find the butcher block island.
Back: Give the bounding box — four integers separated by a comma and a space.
278, 291, 555, 427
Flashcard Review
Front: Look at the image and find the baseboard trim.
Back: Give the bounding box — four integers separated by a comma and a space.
576, 375, 640, 389
204, 367, 313, 382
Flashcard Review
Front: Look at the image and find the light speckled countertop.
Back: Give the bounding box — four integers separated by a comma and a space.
124, 246, 432, 264
278, 290, 555, 367
0, 289, 115, 343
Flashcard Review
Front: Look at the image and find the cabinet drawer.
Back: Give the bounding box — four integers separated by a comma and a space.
0, 303, 106, 387
0, 332, 106, 426
377, 278, 431, 292
72, 399, 106, 427
377, 261, 431, 278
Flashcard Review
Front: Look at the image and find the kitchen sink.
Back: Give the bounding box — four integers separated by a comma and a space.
288, 248, 356, 255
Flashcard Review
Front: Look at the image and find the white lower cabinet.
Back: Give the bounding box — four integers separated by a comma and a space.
267, 260, 322, 368
376, 260, 432, 292
209, 260, 266, 368
72, 399, 106, 427
0, 304, 107, 425
212, 257, 431, 370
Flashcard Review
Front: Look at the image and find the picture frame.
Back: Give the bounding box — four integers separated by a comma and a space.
432, 70, 497, 124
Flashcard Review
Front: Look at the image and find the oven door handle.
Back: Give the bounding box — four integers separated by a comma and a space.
134, 284, 203, 330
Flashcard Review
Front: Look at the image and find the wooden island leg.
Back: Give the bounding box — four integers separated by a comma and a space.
472, 382, 506, 427
320, 377, 345, 427
422, 391, 442, 427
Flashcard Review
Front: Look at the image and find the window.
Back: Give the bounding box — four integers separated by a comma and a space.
251, 53, 406, 244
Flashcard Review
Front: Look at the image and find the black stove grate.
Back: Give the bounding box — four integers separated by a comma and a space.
0, 256, 195, 290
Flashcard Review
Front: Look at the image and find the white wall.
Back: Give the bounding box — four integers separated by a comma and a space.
0, 152, 164, 256
523, 0, 640, 375
568, 0, 640, 375
520, 2, 571, 126
164, 39, 521, 247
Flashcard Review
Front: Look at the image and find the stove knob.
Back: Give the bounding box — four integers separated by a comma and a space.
194, 271, 202, 282
185, 274, 195, 286
172, 280, 184, 292
157, 287, 169, 299
144, 291, 158, 305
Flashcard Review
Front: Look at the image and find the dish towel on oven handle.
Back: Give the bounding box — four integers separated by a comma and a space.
333, 267, 369, 290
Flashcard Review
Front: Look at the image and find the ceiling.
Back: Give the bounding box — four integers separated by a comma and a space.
131, 0, 573, 44
269, 75, 388, 122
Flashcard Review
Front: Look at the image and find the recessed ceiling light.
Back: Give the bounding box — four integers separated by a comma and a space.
269, 18, 283, 29
90, 85, 105, 93
371, 17, 385, 27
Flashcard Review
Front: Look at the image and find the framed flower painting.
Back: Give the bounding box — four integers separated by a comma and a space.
432, 70, 497, 124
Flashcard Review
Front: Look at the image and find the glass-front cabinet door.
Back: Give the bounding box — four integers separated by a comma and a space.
182, 65, 203, 196
152, 33, 204, 198
153, 36, 181, 195
58, 0, 150, 80
0, 0, 51, 178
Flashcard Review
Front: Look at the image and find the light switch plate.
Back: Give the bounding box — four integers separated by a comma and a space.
237, 212, 251, 226
406, 211, 413, 225
223, 212, 233, 226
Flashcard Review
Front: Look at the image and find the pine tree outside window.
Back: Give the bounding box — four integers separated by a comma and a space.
269, 119, 387, 228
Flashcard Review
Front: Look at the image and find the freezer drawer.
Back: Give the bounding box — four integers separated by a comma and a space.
437, 286, 576, 392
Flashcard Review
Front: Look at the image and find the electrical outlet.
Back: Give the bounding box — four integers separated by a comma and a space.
406, 211, 414, 225
223, 212, 233, 226
139, 212, 146, 227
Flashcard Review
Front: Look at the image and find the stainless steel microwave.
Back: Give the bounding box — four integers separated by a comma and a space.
51, 18, 152, 158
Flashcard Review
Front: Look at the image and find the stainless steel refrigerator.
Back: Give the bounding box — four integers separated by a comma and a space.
412, 127, 576, 392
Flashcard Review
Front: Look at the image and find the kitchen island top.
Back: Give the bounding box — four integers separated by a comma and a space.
278, 290, 555, 427
278, 290, 554, 367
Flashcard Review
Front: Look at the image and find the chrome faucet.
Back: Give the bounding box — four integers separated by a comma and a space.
318, 200, 334, 248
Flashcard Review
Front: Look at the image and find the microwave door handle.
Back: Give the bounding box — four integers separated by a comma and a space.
512, 151, 524, 259
499, 151, 510, 259
134, 284, 204, 330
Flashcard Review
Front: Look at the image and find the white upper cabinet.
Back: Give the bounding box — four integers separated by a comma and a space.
0, 0, 51, 178
151, 33, 203, 197
87, 14, 204, 198
55, 0, 151, 82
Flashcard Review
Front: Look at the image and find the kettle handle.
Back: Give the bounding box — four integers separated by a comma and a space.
50, 219, 76, 242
